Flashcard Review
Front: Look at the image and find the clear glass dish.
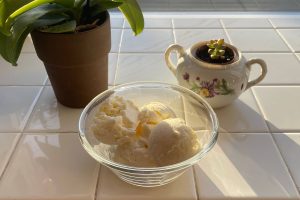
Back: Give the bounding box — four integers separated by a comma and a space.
78, 82, 219, 187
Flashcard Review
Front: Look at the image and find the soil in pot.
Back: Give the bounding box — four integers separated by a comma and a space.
196, 45, 235, 64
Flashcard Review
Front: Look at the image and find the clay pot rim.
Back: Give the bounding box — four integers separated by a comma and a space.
31, 11, 109, 37
188, 41, 242, 70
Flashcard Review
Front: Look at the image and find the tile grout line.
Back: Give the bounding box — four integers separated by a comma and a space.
272, 25, 300, 58
113, 19, 125, 86
192, 166, 200, 200
251, 87, 300, 193
93, 164, 102, 200
20, 86, 45, 133
268, 19, 296, 53
294, 53, 300, 61
249, 88, 271, 133
0, 85, 45, 180
0, 133, 21, 180
219, 19, 233, 44
94, 163, 103, 200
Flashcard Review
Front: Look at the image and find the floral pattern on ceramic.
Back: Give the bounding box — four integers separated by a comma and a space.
165, 42, 267, 108
182, 73, 234, 98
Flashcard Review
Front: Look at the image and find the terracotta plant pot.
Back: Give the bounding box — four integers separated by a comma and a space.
31, 12, 111, 108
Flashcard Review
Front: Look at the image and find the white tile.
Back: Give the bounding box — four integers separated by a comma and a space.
97, 166, 197, 200
253, 86, 300, 132
278, 29, 300, 52
0, 133, 99, 200
120, 29, 174, 53
173, 19, 222, 28
25, 86, 82, 133
175, 29, 229, 49
0, 133, 20, 176
109, 53, 118, 86
22, 36, 36, 53
0, 86, 41, 132
0, 54, 47, 85
111, 18, 124, 28
115, 54, 177, 84
222, 18, 272, 28
111, 29, 122, 53
214, 90, 268, 133
273, 133, 300, 188
46, 78, 50, 85
244, 53, 300, 85
125, 18, 172, 29
194, 133, 299, 199
270, 18, 300, 28
227, 29, 290, 52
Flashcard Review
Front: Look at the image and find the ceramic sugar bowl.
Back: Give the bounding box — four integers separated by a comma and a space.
165, 41, 267, 108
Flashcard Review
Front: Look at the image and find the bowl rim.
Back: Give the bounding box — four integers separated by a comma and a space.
78, 82, 219, 173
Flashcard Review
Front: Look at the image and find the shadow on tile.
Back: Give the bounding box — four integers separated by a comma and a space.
194, 132, 299, 198
214, 98, 268, 133
192, 100, 300, 198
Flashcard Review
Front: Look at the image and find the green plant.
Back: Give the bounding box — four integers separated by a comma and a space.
207, 39, 225, 60
0, 0, 144, 66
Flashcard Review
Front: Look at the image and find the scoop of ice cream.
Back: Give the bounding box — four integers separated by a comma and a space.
136, 102, 176, 139
92, 96, 139, 145
138, 102, 176, 124
97, 96, 139, 128
114, 138, 156, 167
149, 118, 201, 166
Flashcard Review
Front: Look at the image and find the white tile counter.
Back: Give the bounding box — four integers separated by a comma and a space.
1, 14, 300, 199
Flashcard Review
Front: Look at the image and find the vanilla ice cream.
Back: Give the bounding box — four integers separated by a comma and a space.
92, 96, 202, 167
138, 102, 176, 124
136, 102, 176, 140
114, 138, 156, 167
91, 96, 139, 145
149, 118, 201, 166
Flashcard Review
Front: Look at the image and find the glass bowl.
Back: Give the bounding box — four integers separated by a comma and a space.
78, 82, 218, 187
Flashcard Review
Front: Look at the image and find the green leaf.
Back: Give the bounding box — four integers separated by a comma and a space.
88, 1, 122, 21
2, 0, 75, 35
0, 4, 70, 65
91, 0, 122, 11
0, 0, 32, 34
74, 0, 85, 7
118, 0, 144, 35
39, 19, 76, 33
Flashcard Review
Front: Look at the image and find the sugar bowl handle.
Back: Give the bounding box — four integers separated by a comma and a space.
165, 44, 186, 76
245, 58, 267, 90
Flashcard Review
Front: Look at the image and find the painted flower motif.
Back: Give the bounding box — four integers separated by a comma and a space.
183, 72, 190, 81
187, 77, 234, 98
200, 88, 210, 97
200, 80, 218, 98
